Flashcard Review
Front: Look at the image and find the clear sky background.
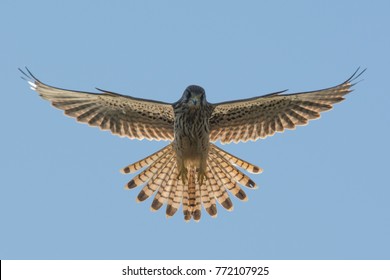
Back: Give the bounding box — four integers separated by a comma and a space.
1, 0, 389, 260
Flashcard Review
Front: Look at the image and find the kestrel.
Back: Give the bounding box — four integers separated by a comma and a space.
20, 68, 365, 222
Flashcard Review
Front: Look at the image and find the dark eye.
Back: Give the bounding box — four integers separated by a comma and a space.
185, 91, 191, 100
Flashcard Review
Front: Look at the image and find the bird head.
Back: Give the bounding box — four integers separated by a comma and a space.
178, 85, 207, 109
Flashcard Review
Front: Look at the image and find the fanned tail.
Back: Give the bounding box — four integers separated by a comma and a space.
121, 143, 262, 221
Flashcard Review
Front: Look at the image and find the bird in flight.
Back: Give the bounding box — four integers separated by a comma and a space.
20, 67, 365, 222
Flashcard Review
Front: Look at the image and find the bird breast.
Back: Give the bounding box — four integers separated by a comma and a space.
173, 108, 211, 166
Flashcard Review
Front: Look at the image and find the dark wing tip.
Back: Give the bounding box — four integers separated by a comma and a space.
19, 67, 40, 91
95, 87, 107, 92
19, 67, 31, 81
347, 67, 366, 87
19, 67, 40, 82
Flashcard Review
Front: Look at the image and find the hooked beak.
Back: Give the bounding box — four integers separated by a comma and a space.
190, 96, 201, 106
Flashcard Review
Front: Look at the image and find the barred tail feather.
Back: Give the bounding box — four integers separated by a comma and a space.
166, 176, 183, 218
209, 148, 258, 189
210, 143, 263, 174
200, 177, 212, 215
182, 169, 194, 221
150, 161, 177, 211
121, 144, 173, 174
121, 143, 262, 221
205, 177, 218, 217
136, 153, 176, 202
124, 147, 175, 190
193, 183, 202, 221
208, 156, 247, 201
183, 169, 201, 222
207, 161, 234, 211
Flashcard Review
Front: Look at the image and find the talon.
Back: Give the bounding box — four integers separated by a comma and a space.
197, 169, 206, 186
177, 167, 188, 184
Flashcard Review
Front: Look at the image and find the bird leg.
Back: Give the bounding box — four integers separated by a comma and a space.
197, 161, 207, 186
177, 165, 188, 184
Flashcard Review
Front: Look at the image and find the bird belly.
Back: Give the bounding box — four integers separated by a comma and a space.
177, 136, 208, 169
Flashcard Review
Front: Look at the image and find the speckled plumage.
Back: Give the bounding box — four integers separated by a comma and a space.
21, 67, 365, 221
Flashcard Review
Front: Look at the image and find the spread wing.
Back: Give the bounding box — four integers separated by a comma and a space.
20, 68, 175, 141
209, 68, 365, 144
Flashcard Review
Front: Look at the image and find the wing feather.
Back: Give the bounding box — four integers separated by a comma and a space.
209, 68, 365, 144
20, 68, 174, 141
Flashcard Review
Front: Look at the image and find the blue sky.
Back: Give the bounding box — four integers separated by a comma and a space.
1, 0, 389, 260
